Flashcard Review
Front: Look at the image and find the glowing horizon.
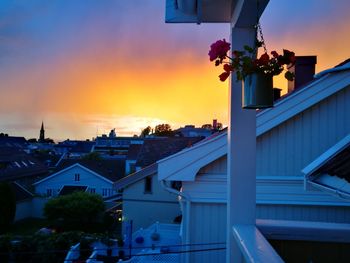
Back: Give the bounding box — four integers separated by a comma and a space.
1, 0, 349, 141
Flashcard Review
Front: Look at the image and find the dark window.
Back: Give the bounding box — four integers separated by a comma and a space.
171, 181, 182, 191
144, 176, 152, 194
74, 173, 80, 181
47, 189, 52, 197
90, 188, 96, 194
130, 163, 136, 173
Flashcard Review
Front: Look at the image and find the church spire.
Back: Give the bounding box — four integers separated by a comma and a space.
39, 121, 45, 142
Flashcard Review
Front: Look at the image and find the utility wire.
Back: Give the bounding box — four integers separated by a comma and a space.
0, 241, 226, 255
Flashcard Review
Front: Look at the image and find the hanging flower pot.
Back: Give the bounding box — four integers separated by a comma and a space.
208, 39, 296, 110
242, 73, 273, 109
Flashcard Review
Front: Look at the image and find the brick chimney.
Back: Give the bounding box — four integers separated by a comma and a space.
288, 56, 317, 93
212, 119, 217, 130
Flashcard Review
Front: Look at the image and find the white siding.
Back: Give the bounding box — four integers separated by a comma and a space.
15, 200, 33, 221
256, 204, 350, 223
123, 174, 180, 231
188, 203, 226, 263
257, 86, 350, 177
182, 156, 227, 202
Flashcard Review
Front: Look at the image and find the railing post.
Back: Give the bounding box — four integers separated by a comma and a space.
226, 26, 257, 262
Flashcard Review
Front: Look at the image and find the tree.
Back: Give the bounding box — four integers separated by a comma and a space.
154, 124, 174, 137
44, 138, 55, 144
201, 124, 213, 130
0, 182, 16, 233
83, 151, 102, 161
140, 126, 152, 137
44, 192, 105, 231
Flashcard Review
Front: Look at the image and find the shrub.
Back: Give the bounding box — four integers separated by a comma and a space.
44, 192, 105, 231
0, 182, 16, 233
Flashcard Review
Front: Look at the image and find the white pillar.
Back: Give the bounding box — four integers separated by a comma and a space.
226, 27, 257, 262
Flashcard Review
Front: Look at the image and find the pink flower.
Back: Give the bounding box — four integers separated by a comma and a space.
271, 51, 279, 58
258, 53, 270, 66
223, 64, 234, 73
219, 71, 230, 81
283, 49, 296, 64
208, 39, 231, 61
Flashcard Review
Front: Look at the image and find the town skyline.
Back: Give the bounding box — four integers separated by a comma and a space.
1, 0, 350, 140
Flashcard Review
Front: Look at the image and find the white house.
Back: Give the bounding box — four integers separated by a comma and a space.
158, 60, 350, 263
115, 163, 181, 233
34, 159, 125, 198
115, 137, 202, 233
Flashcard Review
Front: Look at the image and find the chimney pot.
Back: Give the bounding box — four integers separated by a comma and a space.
213, 119, 217, 130
288, 56, 317, 93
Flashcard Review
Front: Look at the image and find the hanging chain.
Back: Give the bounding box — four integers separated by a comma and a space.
255, 0, 267, 54
256, 22, 267, 54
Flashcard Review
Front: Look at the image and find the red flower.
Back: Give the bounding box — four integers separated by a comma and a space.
258, 53, 270, 66
271, 51, 279, 58
219, 71, 230, 81
283, 49, 296, 64
208, 39, 231, 61
223, 64, 234, 73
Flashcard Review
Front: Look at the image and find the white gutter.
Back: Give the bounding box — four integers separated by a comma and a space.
161, 180, 191, 263
314, 63, 350, 79
307, 180, 350, 200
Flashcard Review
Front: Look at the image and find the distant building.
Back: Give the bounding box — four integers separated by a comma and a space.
39, 122, 45, 143
54, 140, 95, 157
174, 119, 223, 138
93, 135, 143, 157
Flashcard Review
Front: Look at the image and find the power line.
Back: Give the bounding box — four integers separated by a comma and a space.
0, 241, 226, 256
61, 246, 227, 262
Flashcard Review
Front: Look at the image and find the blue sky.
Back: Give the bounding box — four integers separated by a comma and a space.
0, 0, 349, 141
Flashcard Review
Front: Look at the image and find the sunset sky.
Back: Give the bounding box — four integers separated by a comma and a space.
1, 0, 349, 141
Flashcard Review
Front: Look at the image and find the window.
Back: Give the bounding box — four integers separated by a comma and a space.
171, 181, 182, 191
144, 176, 152, 194
89, 188, 96, 194
102, 188, 108, 196
47, 189, 52, 197
129, 163, 136, 174
74, 173, 80, 181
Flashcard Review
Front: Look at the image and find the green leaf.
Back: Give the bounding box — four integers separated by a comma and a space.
285, 71, 295, 81
244, 45, 254, 53
236, 71, 243, 81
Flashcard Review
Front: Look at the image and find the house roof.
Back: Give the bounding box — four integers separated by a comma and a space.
0, 136, 27, 148
55, 140, 95, 154
257, 59, 350, 136
58, 185, 88, 196
135, 137, 203, 167
30, 151, 61, 167
174, 127, 213, 137
158, 131, 227, 181
303, 134, 350, 198
10, 182, 33, 202
114, 163, 158, 190
126, 144, 143, 160
55, 159, 125, 182
0, 146, 48, 182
